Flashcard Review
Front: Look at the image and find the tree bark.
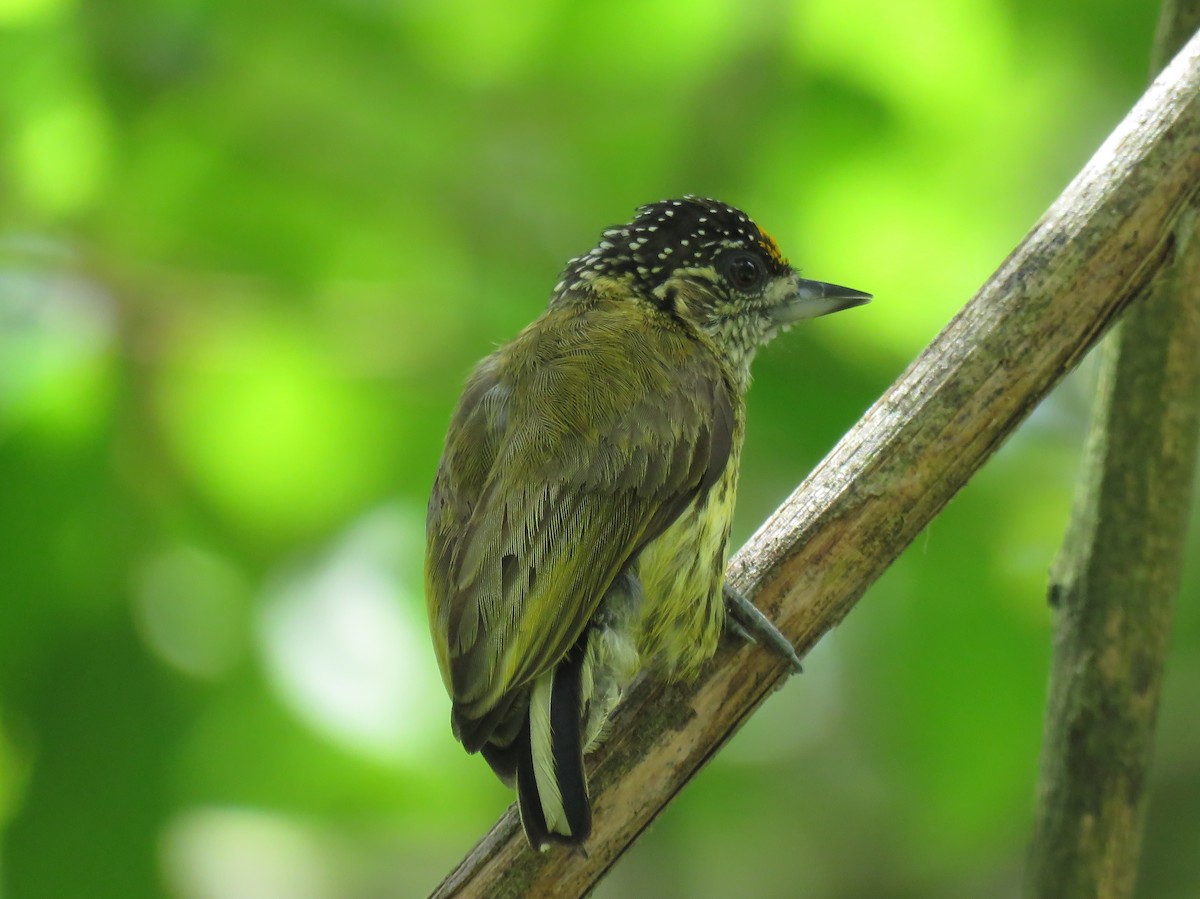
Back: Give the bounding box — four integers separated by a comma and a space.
1026, 9, 1200, 899
431, 30, 1200, 899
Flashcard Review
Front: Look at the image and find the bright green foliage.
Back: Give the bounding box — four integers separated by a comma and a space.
1, 1, 1197, 897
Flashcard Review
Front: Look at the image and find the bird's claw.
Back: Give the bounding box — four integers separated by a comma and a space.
723, 583, 803, 674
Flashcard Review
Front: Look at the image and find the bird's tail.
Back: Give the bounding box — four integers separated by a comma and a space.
515, 643, 592, 851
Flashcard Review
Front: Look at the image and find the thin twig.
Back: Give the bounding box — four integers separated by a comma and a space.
1026, 10, 1200, 899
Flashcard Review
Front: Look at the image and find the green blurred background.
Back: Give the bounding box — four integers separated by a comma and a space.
2, 0, 1198, 896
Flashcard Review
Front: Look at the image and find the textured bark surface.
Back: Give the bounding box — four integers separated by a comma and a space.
1026, 9, 1200, 899
431, 31, 1200, 899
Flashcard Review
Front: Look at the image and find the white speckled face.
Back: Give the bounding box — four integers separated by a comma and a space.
554, 196, 791, 297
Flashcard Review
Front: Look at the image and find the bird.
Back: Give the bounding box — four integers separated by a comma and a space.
425, 196, 870, 851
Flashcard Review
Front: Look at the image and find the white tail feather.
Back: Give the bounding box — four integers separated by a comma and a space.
528, 670, 569, 837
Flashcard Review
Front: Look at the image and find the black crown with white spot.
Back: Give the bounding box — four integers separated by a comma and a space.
554, 197, 791, 296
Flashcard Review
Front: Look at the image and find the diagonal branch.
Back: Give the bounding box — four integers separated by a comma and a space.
431, 30, 1200, 899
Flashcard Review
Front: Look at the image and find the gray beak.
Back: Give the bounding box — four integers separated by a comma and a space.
776, 277, 872, 324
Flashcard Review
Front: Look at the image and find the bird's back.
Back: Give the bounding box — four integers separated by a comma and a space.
425, 288, 736, 756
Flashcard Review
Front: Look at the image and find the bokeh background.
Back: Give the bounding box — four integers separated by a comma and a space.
2, 0, 1198, 896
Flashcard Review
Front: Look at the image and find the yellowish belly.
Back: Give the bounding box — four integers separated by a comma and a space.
634, 459, 739, 678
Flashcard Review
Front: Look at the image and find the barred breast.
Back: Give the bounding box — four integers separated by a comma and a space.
633, 447, 741, 679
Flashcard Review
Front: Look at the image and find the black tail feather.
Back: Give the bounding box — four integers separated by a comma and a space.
550, 642, 591, 841
513, 641, 591, 850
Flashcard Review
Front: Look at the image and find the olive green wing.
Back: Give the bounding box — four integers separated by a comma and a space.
425, 308, 734, 752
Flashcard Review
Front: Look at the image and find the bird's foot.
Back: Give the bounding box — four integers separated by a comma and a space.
723, 583, 803, 675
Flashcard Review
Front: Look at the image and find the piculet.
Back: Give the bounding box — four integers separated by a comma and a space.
425, 197, 870, 850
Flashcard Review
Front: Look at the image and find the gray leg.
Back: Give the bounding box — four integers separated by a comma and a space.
723, 583, 803, 674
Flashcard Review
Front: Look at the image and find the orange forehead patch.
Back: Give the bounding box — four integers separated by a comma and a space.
756, 226, 788, 266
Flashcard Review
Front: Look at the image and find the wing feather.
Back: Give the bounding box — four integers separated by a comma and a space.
425, 302, 736, 749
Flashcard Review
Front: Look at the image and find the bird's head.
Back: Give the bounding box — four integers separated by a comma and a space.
554, 196, 870, 377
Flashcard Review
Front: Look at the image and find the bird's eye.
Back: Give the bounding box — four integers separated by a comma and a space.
725, 253, 764, 291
